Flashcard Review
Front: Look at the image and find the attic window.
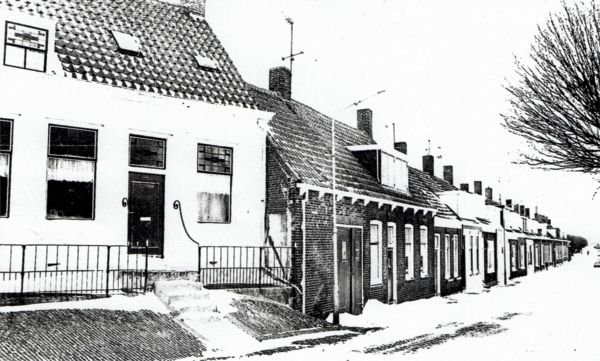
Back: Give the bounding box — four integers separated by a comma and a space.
4, 21, 48, 72
111, 30, 141, 55
194, 55, 219, 71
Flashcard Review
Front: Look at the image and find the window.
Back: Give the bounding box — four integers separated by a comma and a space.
528, 245, 533, 265
519, 244, 525, 269
469, 235, 474, 274
387, 223, 396, 248
370, 221, 382, 285
129, 135, 166, 169
194, 54, 219, 71
198, 144, 232, 174
420, 226, 428, 277
380, 151, 408, 193
487, 240, 495, 272
47, 125, 97, 219
475, 236, 480, 274
111, 30, 141, 55
452, 235, 459, 278
405, 225, 414, 280
0, 119, 13, 217
511, 244, 517, 271
4, 22, 48, 72
197, 144, 233, 223
444, 234, 451, 279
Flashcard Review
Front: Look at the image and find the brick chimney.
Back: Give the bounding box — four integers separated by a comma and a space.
443, 166, 453, 185
460, 183, 469, 192
357, 109, 373, 137
181, 0, 206, 17
525, 208, 530, 218
506, 199, 512, 208
269, 67, 292, 100
423, 155, 434, 176
394, 141, 407, 155
474, 181, 482, 195
519, 205, 525, 216
485, 187, 493, 201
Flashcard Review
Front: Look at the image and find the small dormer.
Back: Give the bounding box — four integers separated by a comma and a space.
348, 144, 409, 194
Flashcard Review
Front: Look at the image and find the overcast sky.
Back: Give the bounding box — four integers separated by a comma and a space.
207, 0, 600, 242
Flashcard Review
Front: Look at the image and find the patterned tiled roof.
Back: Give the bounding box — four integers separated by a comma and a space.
250, 85, 435, 210
0, 0, 254, 108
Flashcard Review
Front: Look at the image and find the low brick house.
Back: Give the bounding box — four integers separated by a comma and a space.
252, 67, 438, 318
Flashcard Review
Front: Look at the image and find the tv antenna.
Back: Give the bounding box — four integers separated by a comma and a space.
426, 140, 442, 158
344, 89, 386, 109
282, 17, 304, 76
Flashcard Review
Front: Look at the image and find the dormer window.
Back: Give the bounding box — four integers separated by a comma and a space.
348, 145, 409, 193
111, 30, 141, 55
380, 151, 408, 192
4, 22, 48, 72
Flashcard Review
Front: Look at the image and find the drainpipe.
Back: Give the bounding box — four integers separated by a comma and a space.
301, 195, 307, 315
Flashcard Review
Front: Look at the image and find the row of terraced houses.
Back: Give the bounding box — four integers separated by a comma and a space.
0, 0, 571, 317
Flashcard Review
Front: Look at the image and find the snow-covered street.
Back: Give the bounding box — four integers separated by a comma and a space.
244, 251, 600, 361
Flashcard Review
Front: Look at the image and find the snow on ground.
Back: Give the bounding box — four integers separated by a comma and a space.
0, 293, 169, 314
243, 250, 600, 361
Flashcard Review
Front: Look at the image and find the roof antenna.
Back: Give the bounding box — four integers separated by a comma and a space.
282, 17, 304, 77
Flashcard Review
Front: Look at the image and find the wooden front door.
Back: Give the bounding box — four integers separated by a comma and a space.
128, 172, 165, 256
337, 227, 363, 315
386, 248, 394, 303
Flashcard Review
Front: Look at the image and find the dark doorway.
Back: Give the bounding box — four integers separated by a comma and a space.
337, 227, 363, 315
128, 172, 165, 256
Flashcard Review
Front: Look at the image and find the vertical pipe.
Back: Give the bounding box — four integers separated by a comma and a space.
331, 110, 340, 324
259, 247, 263, 289
143, 243, 149, 293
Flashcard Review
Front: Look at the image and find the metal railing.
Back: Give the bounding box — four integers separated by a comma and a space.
0, 244, 149, 303
198, 245, 293, 289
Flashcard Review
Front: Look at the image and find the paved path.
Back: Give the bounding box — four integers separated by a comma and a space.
0, 309, 204, 361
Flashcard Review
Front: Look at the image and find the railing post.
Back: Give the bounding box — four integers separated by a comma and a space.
143, 241, 149, 293
258, 247, 263, 289
20, 245, 26, 299
105, 246, 111, 297
197, 246, 202, 283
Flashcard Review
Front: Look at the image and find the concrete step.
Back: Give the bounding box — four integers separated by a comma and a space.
164, 291, 210, 307
177, 312, 223, 324
170, 299, 220, 313
154, 280, 205, 305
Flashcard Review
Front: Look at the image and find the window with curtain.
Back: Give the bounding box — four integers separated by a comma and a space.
47, 125, 97, 219
370, 221, 382, 285
197, 144, 232, 223
387, 223, 396, 248
0, 119, 13, 217
452, 235, 459, 278
444, 234, 451, 279
519, 244, 525, 269
405, 225, 414, 280
511, 244, 517, 271
420, 226, 428, 277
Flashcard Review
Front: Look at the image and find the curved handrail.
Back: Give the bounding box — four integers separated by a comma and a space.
172, 200, 199, 246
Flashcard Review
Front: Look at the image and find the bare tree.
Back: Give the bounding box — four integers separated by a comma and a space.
504, 1, 600, 173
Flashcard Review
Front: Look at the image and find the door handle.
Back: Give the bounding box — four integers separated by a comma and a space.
122, 197, 128, 208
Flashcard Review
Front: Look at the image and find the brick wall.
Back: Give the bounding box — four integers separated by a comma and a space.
289, 191, 436, 318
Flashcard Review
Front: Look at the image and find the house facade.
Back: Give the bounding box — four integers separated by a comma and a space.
0, 0, 270, 273
255, 68, 438, 317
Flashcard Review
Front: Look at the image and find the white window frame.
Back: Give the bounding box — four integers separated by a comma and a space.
444, 234, 451, 280
405, 224, 414, 280
380, 151, 408, 193
420, 225, 429, 277
452, 235, 459, 278
487, 239, 495, 273
4, 21, 49, 72
369, 220, 383, 285
519, 243, 526, 270
387, 222, 397, 301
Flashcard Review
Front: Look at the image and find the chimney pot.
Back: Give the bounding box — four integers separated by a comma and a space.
394, 141, 407, 155
443, 166, 454, 185
357, 109, 373, 138
181, 0, 206, 17
269, 67, 292, 100
423, 155, 434, 176
506, 199, 512, 208
485, 187, 493, 201
460, 183, 469, 192
474, 181, 482, 195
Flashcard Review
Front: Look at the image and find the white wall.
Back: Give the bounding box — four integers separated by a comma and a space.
0, 61, 271, 271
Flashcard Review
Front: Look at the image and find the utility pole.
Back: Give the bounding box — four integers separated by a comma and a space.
282, 17, 304, 77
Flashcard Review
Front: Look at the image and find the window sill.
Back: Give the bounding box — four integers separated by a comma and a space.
46, 217, 95, 221
405, 277, 415, 282
370, 282, 383, 287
